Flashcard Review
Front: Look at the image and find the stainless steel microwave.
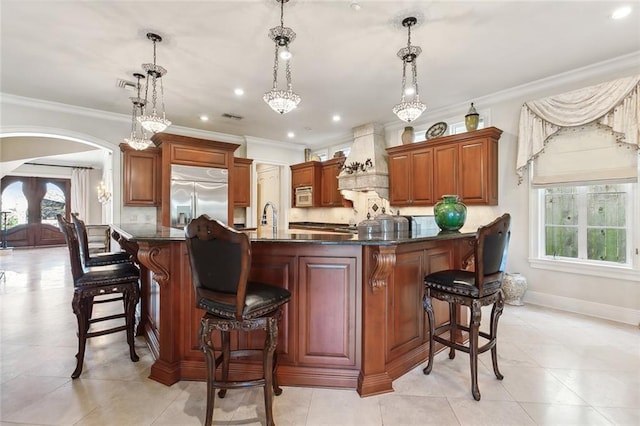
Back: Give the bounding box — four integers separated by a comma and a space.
295, 186, 313, 207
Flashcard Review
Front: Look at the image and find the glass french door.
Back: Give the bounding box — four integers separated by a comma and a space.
1, 176, 70, 247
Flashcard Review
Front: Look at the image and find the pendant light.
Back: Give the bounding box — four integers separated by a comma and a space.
392, 17, 426, 123
263, 0, 301, 114
124, 73, 153, 150
138, 32, 171, 133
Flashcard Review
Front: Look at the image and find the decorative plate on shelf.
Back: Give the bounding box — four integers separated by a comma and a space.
426, 122, 448, 140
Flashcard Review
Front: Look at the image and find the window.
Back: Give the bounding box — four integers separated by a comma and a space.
542, 184, 631, 265
529, 123, 638, 278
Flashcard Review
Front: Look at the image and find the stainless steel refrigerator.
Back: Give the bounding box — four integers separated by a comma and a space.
170, 164, 228, 228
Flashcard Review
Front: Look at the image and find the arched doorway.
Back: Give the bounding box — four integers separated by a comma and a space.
1, 176, 70, 247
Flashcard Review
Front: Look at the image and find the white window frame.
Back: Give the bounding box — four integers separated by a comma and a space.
528, 171, 640, 282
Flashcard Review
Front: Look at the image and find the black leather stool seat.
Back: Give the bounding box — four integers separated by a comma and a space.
74, 262, 140, 287
196, 282, 291, 320
425, 270, 503, 298
82, 251, 131, 267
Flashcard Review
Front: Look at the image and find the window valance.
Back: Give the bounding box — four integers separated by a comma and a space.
517, 75, 640, 182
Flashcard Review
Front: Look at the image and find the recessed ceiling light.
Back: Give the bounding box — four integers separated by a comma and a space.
332, 114, 341, 122
287, 132, 295, 138
350, 2, 362, 11
234, 88, 244, 96
612, 6, 631, 19
199, 115, 209, 122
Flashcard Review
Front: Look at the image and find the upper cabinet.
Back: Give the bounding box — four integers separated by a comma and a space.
388, 145, 434, 206
290, 161, 322, 207
120, 144, 161, 207
321, 157, 352, 208
387, 127, 502, 206
233, 157, 253, 207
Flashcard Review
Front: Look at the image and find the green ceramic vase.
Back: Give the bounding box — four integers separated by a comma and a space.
434, 195, 467, 231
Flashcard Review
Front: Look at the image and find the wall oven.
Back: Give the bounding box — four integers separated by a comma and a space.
295, 186, 313, 207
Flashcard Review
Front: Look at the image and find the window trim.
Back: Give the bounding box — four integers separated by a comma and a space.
528, 168, 639, 282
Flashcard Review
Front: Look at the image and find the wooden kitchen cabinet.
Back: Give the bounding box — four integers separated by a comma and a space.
388, 145, 435, 206
233, 157, 252, 207
388, 127, 502, 206
120, 144, 161, 206
290, 161, 322, 207
320, 157, 352, 207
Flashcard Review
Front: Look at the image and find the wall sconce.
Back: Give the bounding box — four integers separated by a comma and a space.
97, 181, 112, 204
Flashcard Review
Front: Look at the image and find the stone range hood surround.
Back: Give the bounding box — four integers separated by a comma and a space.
338, 122, 389, 200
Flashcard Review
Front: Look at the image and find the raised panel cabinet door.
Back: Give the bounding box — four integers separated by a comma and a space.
291, 166, 313, 188
459, 139, 487, 204
298, 256, 358, 368
247, 253, 296, 364
123, 149, 160, 206
320, 163, 335, 206
410, 148, 434, 205
433, 144, 458, 201
388, 153, 411, 205
386, 249, 425, 360
233, 159, 252, 207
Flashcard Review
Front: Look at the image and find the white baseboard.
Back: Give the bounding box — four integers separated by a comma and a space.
525, 291, 640, 326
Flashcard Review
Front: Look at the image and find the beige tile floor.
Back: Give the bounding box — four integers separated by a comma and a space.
1, 246, 639, 425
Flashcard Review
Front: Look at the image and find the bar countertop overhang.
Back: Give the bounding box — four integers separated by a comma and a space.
110, 222, 476, 244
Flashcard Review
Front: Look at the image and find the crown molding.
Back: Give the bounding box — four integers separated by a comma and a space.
385, 51, 640, 133
0, 93, 130, 123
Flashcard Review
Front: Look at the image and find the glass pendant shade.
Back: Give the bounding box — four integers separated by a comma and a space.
138, 33, 171, 133
393, 99, 426, 123
393, 17, 426, 123
264, 0, 300, 114
125, 73, 153, 150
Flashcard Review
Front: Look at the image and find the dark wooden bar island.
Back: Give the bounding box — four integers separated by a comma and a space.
111, 224, 475, 397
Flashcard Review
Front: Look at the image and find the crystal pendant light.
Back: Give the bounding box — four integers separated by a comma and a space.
392, 17, 426, 123
125, 73, 153, 150
263, 0, 301, 114
138, 32, 171, 133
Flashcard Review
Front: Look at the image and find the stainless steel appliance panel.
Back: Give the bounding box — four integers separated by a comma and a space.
194, 181, 227, 223
170, 164, 229, 228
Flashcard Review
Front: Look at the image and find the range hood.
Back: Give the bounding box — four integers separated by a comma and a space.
338, 122, 389, 200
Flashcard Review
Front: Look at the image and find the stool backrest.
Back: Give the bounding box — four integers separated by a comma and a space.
185, 214, 251, 320
57, 214, 85, 282
474, 213, 511, 293
70, 213, 92, 266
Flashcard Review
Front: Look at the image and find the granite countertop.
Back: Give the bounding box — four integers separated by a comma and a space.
111, 223, 475, 245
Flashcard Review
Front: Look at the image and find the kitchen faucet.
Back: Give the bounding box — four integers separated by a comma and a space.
261, 201, 278, 233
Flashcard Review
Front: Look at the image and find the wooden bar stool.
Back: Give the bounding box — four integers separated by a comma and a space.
71, 213, 131, 267
185, 215, 291, 426
423, 213, 511, 400
57, 215, 140, 379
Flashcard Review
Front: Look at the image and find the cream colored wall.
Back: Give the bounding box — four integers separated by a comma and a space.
2, 54, 638, 323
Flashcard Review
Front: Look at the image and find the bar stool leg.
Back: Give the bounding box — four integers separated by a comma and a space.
263, 316, 278, 426
200, 320, 216, 426
490, 292, 505, 380
125, 287, 139, 362
71, 292, 88, 379
448, 302, 456, 360
469, 300, 482, 401
218, 331, 231, 398
422, 292, 435, 375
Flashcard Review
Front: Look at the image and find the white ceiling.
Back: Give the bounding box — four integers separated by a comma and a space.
1, 1, 639, 149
